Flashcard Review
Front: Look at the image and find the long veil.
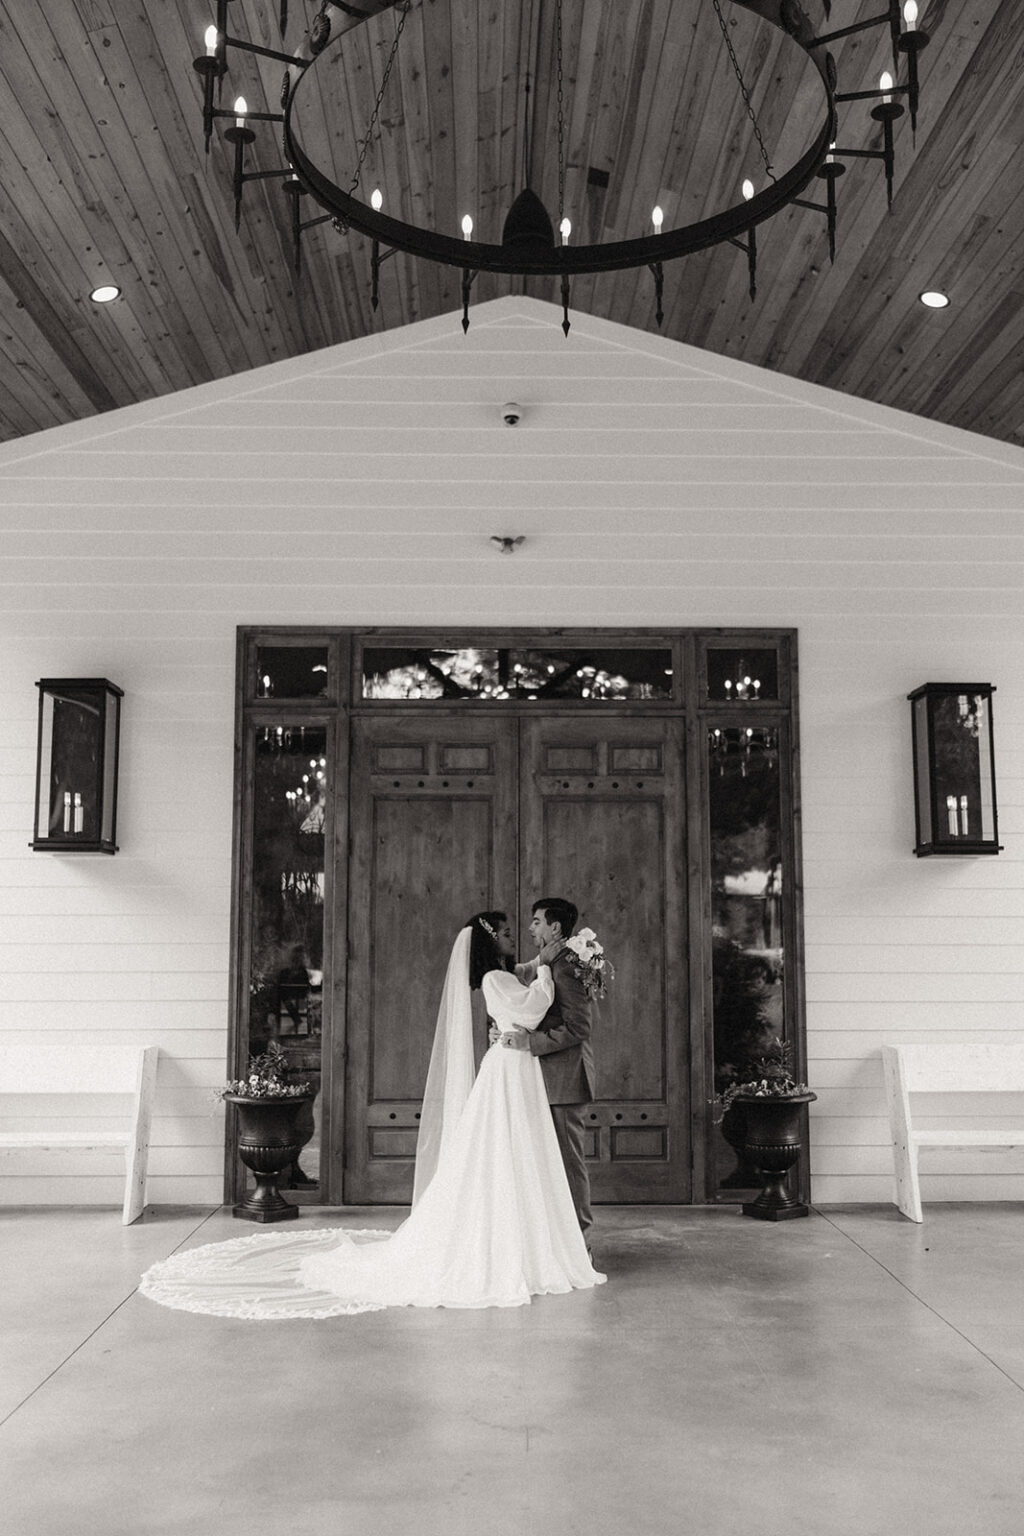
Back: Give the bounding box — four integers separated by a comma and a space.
411, 925, 475, 1207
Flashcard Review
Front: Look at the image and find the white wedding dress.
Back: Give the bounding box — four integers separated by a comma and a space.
140, 953, 605, 1320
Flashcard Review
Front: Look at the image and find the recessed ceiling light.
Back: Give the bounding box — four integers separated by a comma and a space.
919, 290, 950, 309
90, 284, 122, 304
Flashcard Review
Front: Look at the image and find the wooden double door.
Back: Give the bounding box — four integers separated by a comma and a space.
343, 710, 690, 1203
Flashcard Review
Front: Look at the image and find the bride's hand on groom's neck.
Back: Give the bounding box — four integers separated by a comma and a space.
538, 939, 564, 966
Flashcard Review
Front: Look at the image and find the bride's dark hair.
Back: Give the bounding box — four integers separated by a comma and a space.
466, 910, 512, 991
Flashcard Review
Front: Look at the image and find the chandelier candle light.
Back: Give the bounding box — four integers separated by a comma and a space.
194, 1, 932, 335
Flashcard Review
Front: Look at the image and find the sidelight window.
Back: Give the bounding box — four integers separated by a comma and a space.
706, 724, 793, 1199
242, 724, 329, 1197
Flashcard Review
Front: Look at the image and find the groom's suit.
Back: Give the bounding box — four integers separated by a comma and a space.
526, 947, 595, 1240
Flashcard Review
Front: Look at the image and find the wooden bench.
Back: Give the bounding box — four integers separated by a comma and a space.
882, 1043, 1024, 1222
0, 1045, 159, 1224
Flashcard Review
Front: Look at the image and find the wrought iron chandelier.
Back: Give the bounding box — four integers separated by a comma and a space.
193, 1, 932, 335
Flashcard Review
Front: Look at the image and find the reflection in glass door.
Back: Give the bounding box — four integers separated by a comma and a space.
706, 724, 795, 1198
239, 724, 331, 1201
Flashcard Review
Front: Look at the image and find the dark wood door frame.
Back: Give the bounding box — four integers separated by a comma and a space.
229, 627, 805, 1207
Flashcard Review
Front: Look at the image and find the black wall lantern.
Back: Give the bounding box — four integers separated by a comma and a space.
31, 678, 123, 854
908, 683, 1001, 857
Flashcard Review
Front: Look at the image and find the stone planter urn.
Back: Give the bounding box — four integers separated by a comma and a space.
226, 1093, 315, 1223
733, 1091, 817, 1221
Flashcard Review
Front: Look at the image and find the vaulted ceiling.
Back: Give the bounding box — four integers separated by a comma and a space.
1, 0, 1021, 448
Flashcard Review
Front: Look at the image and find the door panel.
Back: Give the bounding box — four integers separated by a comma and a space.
520, 717, 689, 1201
345, 714, 517, 1201
345, 711, 689, 1204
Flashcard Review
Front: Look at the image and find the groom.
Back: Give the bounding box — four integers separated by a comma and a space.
500, 897, 595, 1251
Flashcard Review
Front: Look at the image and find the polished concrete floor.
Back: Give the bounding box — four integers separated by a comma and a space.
3, 1203, 1024, 1536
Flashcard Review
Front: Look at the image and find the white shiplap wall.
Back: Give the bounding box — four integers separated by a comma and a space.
1, 296, 1022, 1208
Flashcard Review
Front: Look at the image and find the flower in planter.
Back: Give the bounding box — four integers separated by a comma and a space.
712, 1037, 810, 1123
222, 1043, 310, 1100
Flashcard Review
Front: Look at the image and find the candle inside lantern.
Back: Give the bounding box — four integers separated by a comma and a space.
946, 795, 958, 836
233, 96, 248, 128
959, 795, 969, 837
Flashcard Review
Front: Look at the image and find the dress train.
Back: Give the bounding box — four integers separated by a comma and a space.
140, 1041, 604, 1320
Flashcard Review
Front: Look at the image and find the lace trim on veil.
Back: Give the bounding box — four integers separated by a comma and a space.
138, 1228, 395, 1320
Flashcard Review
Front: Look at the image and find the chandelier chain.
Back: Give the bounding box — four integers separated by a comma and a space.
711, 0, 775, 181
348, 0, 412, 196
556, 0, 565, 220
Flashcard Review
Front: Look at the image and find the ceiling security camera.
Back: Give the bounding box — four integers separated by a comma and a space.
502, 402, 522, 426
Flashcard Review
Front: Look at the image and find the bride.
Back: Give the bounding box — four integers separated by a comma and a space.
140, 911, 605, 1319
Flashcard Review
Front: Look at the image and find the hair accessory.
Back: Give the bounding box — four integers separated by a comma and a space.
478, 917, 498, 939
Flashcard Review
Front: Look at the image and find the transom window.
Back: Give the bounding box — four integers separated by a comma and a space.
361, 645, 674, 702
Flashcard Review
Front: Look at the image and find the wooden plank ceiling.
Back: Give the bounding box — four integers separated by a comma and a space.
0, 0, 1021, 446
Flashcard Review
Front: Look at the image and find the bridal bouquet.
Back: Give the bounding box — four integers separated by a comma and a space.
565, 928, 614, 1001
